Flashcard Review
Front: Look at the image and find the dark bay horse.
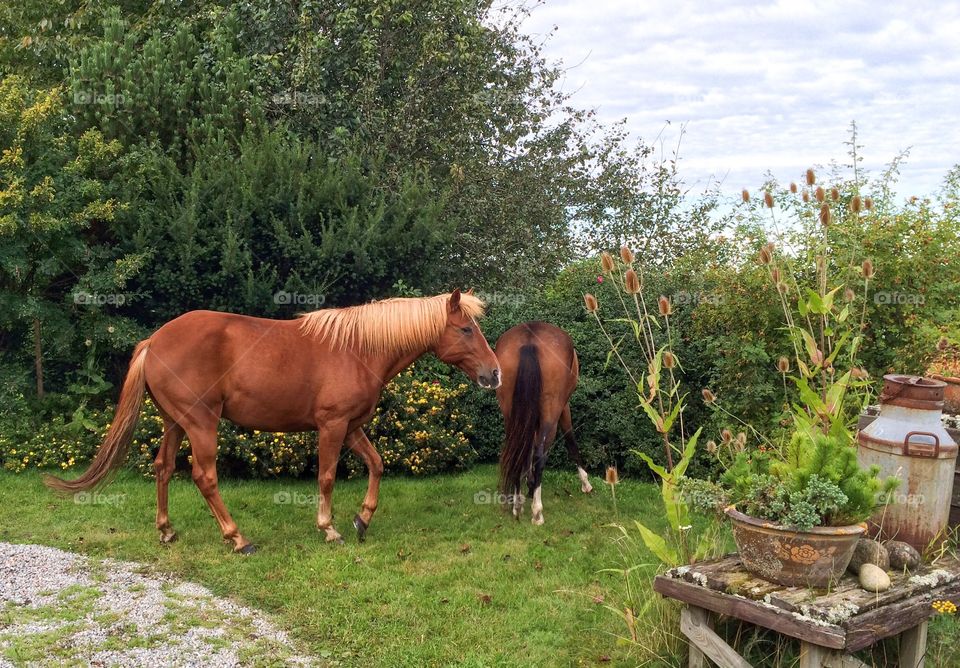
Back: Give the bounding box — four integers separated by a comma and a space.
496, 322, 591, 525
46, 291, 501, 552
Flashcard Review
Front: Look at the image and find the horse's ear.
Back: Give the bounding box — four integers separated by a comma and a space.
448, 289, 462, 313
466, 287, 475, 296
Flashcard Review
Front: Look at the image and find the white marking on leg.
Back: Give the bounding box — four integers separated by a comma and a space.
512, 488, 523, 518
531, 485, 544, 525
577, 466, 593, 494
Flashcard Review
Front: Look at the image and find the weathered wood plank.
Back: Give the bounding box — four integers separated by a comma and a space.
685, 606, 710, 668
654, 575, 847, 649
680, 606, 752, 668
823, 654, 870, 668
899, 621, 928, 668
799, 642, 831, 668
843, 578, 960, 652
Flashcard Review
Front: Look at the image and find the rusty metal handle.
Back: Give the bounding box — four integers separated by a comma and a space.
903, 431, 941, 458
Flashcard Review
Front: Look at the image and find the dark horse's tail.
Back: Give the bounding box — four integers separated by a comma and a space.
498, 344, 542, 495
44, 340, 150, 495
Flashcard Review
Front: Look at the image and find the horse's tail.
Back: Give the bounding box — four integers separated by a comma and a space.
45, 340, 151, 495
499, 344, 543, 496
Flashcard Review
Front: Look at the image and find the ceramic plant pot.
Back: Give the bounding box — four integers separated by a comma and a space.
726, 507, 866, 588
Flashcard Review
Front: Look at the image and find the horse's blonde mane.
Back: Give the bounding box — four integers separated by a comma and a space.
299, 293, 486, 355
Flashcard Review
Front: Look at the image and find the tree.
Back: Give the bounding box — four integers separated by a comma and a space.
0, 76, 144, 397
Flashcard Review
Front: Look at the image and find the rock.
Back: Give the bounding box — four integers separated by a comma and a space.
847, 538, 889, 574
859, 563, 891, 592
886, 541, 922, 571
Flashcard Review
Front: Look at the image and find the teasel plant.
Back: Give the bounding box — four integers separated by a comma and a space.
734, 166, 877, 442
584, 248, 707, 568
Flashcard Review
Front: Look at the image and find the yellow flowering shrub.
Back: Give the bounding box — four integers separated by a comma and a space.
361, 369, 476, 476
4, 371, 476, 478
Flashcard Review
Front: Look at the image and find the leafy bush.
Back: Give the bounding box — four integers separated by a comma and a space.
1, 368, 476, 479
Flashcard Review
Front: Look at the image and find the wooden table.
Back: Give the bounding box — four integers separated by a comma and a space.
653, 554, 960, 668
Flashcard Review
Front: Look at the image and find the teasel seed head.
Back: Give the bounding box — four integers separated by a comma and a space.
805, 168, 816, 186
938, 336, 950, 352
741, 189, 750, 203
624, 268, 641, 294
605, 466, 620, 485
584, 293, 599, 313
850, 195, 862, 213
600, 252, 615, 274
815, 186, 825, 203
658, 295, 672, 316
864, 196, 874, 211
830, 186, 840, 202
720, 428, 733, 443
819, 203, 831, 227
770, 267, 781, 284
811, 348, 824, 366
802, 190, 810, 203
701, 388, 716, 404
663, 351, 676, 369
764, 191, 774, 208
758, 244, 773, 265
789, 182, 798, 194
861, 259, 874, 279
620, 246, 635, 264
844, 287, 856, 303
851, 367, 869, 380
706, 440, 717, 454
777, 356, 790, 373
777, 281, 788, 294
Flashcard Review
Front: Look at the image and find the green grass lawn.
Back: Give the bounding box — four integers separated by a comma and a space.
0, 465, 661, 667
2, 465, 958, 667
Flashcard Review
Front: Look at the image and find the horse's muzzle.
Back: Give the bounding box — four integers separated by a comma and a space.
478, 367, 501, 390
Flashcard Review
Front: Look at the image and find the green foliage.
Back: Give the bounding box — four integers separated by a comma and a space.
715, 432, 899, 530
364, 369, 476, 476
0, 369, 475, 479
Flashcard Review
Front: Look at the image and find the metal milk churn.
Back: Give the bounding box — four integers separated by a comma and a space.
857, 374, 958, 552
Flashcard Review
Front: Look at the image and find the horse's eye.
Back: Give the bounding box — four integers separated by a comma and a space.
461, 327, 473, 335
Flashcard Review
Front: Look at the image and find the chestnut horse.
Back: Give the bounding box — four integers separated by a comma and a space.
496, 322, 591, 525
46, 291, 501, 552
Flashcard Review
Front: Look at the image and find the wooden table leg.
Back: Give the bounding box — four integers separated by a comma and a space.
800, 642, 829, 668
685, 606, 712, 668
680, 606, 752, 668
899, 620, 928, 668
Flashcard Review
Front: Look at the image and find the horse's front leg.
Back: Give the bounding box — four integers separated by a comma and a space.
316, 420, 348, 543
346, 428, 384, 542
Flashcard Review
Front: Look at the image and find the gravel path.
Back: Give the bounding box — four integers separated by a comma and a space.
0, 543, 321, 667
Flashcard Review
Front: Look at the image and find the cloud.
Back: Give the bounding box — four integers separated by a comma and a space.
523, 0, 960, 198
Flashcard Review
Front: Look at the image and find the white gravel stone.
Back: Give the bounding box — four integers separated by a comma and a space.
0, 542, 322, 667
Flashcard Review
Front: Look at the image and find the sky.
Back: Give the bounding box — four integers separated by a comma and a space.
521, 0, 960, 201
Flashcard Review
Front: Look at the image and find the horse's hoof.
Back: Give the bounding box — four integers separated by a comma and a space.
159, 532, 178, 545
237, 543, 258, 555
353, 514, 368, 543
333, 536, 345, 545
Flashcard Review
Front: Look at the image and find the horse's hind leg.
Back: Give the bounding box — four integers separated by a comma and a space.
560, 403, 592, 494
346, 428, 383, 542
529, 421, 557, 526
316, 420, 348, 544
154, 419, 185, 544
184, 421, 254, 553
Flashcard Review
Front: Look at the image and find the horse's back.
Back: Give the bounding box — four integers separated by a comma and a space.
495, 321, 577, 406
